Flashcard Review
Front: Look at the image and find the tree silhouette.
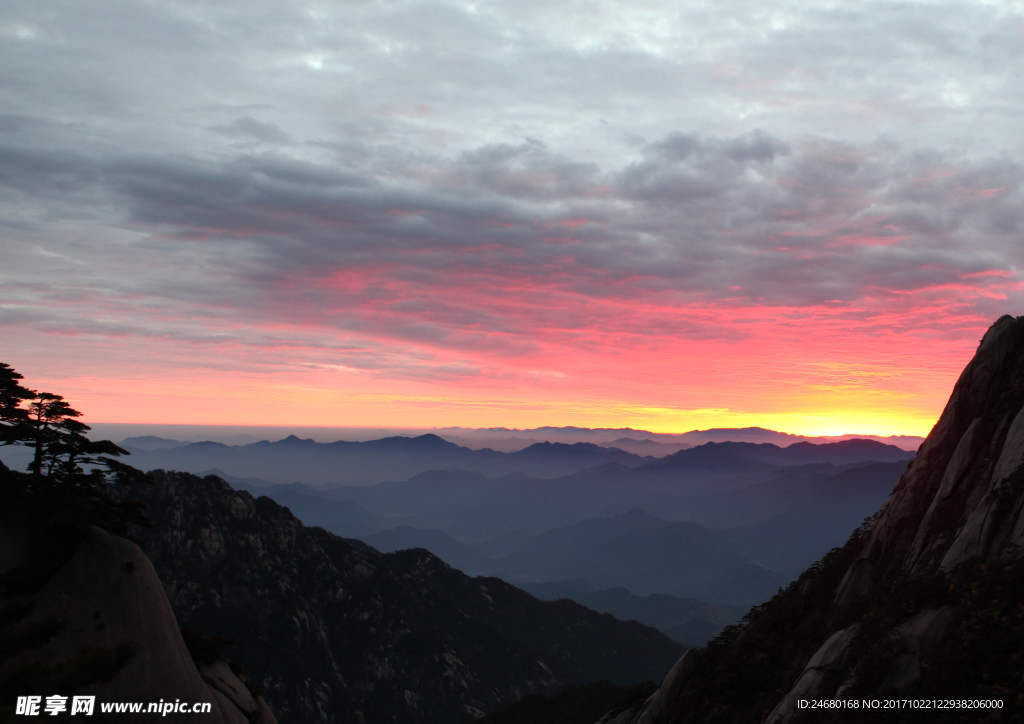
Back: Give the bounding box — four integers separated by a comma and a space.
22, 392, 141, 486
0, 363, 35, 448
26, 392, 82, 478
0, 362, 149, 532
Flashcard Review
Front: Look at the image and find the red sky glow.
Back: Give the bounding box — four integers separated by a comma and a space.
3, 1, 1024, 438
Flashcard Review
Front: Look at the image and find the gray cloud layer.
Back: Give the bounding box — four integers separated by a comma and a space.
2, 0, 1024, 380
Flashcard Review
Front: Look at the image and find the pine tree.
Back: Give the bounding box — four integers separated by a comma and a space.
0, 362, 150, 533
0, 363, 35, 448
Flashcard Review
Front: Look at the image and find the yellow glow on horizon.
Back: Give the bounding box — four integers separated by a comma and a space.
57, 375, 937, 438
599, 407, 936, 438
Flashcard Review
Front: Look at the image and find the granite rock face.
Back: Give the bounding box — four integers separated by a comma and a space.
121, 471, 684, 724
835, 315, 1024, 605
599, 315, 1024, 724
0, 508, 277, 724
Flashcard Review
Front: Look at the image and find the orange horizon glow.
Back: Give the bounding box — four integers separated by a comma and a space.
7, 298, 985, 439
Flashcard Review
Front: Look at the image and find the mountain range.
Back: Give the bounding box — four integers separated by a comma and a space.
0, 458, 686, 724
94, 432, 920, 490
115, 436, 655, 486
203, 441, 912, 609
73, 423, 923, 456
518, 582, 745, 647
577, 314, 1024, 724
433, 426, 923, 452
116, 471, 684, 723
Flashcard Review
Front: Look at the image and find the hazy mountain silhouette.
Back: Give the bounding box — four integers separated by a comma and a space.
480, 509, 788, 604
646, 438, 915, 472
599, 438, 692, 456
593, 315, 1024, 724
519, 581, 746, 646
434, 426, 923, 451
121, 435, 653, 486
119, 435, 188, 450
116, 471, 685, 724
210, 441, 916, 609
364, 509, 789, 606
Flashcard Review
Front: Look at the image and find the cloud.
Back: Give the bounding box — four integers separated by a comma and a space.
211, 117, 293, 145
2, 0, 1024, 424
3, 121, 1021, 353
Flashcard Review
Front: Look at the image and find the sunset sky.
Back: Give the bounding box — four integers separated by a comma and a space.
3, 0, 1024, 436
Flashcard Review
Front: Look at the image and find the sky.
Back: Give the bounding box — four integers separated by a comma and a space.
2, 0, 1024, 436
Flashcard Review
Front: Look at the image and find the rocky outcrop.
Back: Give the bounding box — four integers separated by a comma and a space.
762, 625, 860, 724
120, 471, 684, 724
0, 501, 277, 724
834, 316, 1024, 607
198, 659, 277, 724
598, 315, 1024, 723
616, 649, 703, 724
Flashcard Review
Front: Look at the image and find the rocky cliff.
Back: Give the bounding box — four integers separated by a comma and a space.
120, 471, 684, 724
0, 474, 278, 724
603, 315, 1024, 724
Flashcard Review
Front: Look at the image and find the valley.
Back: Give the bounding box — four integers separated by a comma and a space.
102, 434, 915, 644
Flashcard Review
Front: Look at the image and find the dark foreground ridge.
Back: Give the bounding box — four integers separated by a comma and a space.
592, 315, 1024, 724
120, 471, 684, 724
0, 469, 278, 724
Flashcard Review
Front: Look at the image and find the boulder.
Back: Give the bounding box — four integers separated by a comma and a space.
25, 525, 276, 723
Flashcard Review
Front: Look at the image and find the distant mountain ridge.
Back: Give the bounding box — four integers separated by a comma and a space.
117, 471, 685, 724
119, 436, 655, 486
362, 509, 791, 606
98, 434, 920, 663
434, 426, 924, 451
119, 435, 188, 450
118, 434, 914, 488
49, 424, 923, 460
647, 438, 916, 471
198, 440, 914, 609
518, 582, 747, 647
